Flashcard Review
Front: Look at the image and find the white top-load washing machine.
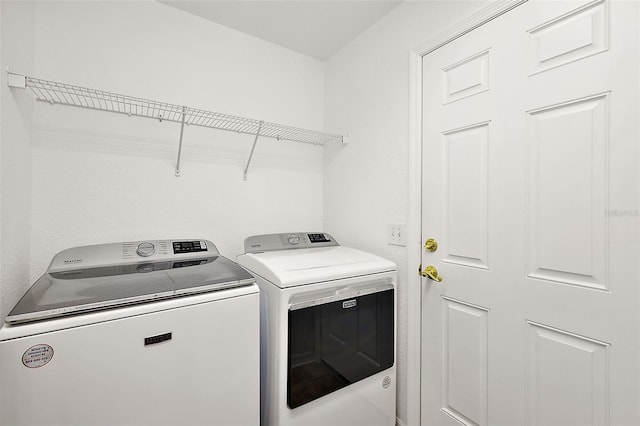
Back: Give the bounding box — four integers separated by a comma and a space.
236, 232, 396, 426
0, 239, 259, 426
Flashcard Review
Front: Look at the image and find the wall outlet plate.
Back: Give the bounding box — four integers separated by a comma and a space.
388, 223, 406, 246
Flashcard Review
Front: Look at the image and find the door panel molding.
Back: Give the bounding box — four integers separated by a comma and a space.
442, 49, 491, 105
442, 122, 490, 270
442, 297, 489, 426
525, 321, 610, 426
526, 0, 608, 76
526, 93, 610, 291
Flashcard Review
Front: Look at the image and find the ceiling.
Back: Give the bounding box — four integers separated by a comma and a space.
159, 1, 402, 61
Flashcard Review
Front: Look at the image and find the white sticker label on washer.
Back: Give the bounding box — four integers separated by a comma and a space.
22, 344, 54, 368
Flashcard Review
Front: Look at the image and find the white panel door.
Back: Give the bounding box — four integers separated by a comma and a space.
421, 1, 639, 425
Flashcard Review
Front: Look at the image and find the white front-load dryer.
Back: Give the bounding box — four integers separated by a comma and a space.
237, 232, 396, 426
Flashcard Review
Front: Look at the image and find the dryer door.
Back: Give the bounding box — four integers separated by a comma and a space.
287, 284, 394, 409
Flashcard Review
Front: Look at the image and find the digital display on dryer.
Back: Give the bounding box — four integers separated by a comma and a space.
307, 234, 330, 243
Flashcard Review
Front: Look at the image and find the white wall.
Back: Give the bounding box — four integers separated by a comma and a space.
323, 1, 489, 423
27, 0, 327, 281
0, 1, 35, 322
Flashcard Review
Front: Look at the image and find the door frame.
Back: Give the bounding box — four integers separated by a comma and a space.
406, 1, 528, 424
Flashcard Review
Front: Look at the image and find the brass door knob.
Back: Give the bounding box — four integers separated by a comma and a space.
419, 264, 443, 282
424, 238, 438, 252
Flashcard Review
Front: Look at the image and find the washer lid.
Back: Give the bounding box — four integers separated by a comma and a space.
7, 246, 255, 325
236, 245, 396, 288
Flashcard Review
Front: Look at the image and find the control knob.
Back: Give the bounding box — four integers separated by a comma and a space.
136, 242, 155, 257
287, 234, 301, 245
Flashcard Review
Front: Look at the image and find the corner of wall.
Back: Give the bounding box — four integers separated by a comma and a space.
0, 0, 35, 322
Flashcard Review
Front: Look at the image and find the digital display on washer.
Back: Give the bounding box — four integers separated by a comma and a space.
173, 241, 208, 254
307, 234, 330, 243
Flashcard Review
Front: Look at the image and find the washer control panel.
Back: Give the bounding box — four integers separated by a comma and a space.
244, 232, 338, 253
48, 239, 219, 272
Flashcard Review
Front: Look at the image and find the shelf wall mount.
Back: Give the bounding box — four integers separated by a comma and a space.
7, 71, 347, 179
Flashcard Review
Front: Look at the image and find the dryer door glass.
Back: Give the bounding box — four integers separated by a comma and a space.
287, 288, 394, 409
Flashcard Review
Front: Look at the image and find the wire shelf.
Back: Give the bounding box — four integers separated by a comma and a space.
27, 77, 186, 124
10, 73, 346, 179
24, 76, 344, 146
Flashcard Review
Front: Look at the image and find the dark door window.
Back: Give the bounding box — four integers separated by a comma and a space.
287, 288, 394, 408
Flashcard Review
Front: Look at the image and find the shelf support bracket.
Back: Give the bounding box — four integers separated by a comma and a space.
175, 106, 187, 177
243, 121, 264, 181
7, 70, 26, 89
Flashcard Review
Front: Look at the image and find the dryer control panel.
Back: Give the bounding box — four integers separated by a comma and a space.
244, 232, 338, 253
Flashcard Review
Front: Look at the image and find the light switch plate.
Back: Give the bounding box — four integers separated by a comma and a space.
388, 224, 406, 246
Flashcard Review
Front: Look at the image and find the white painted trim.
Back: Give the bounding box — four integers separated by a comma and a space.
413, 0, 528, 57
405, 1, 528, 424
405, 48, 423, 426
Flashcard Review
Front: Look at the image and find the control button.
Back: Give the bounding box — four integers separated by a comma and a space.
136, 242, 155, 257
287, 234, 301, 245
